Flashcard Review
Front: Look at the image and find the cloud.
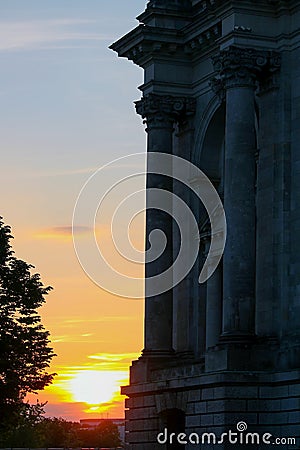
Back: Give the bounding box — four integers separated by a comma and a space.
41, 166, 100, 177
35, 225, 91, 240
51, 333, 94, 343
41, 398, 125, 421
88, 353, 138, 363
52, 353, 139, 373
0, 19, 112, 52
86, 353, 140, 370
31, 162, 146, 178
34, 223, 112, 242
63, 316, 134, 324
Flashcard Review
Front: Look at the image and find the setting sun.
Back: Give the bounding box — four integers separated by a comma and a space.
68, 370, 128, 406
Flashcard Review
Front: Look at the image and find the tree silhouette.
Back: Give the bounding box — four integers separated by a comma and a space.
77, 420, 121, 448
37, 417, 81, 448
0, 217, 56, 436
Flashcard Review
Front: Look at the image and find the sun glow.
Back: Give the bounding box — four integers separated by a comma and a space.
68, 370, 127, 406
27, 354, 140, 419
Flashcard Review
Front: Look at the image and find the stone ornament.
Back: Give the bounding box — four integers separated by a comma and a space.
135, 94, 196, 128
211, 46, 281, 95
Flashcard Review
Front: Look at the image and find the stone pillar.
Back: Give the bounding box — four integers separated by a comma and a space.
213, 47, 269, 342
136, 94, 194, 356
173, 119, 195, 357
255, 54, 281, 338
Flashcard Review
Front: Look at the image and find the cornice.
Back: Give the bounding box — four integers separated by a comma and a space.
193, 0, 297, 10
146, 0, 192, 9
136, 0, 195, 38
110, 25, 183, 66
110, 22, 222, 67
110, 0, 300, 67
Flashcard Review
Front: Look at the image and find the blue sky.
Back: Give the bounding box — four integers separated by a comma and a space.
0, 0, 147, 233
0, 0, 146, 169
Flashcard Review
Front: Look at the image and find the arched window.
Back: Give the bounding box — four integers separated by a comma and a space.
160, 408, 186, 449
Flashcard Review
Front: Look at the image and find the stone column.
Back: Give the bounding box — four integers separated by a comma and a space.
173, 117, 195, 357
213, 47, 269, 342
136, 94, 193, 356
255, 54, 282, 338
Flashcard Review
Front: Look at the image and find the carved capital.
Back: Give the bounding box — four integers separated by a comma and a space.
135, 94, 196, 129
212, 46, 279, 90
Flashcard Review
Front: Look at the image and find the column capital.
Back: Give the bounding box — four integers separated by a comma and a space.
212, 46, 281, 90
135, 94, 196, 130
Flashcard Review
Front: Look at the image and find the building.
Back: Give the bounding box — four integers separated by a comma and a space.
80, 419, 125, 445
111, 1, 300, 448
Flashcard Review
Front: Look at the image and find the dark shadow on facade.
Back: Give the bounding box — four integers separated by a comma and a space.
160, 409, 186, 449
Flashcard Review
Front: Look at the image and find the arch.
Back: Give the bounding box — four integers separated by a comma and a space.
189, 99, 226, 356
200, 102, 226, 184
192, 95, 224, 168
192, 101, 226, 230
159, 408, 186, 449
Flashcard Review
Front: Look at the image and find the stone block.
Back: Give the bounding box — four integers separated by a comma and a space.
125, 397, 133, 408
247, 399, 281, 411
195, 401, 207, 414
289, 384, 300, 397
288, 411, 300, 424
207, 400, 226, 413
225, 386, 258, 399
200, 414, 214, 427
188, 388, 201, 402
186, 414, 201, 427
259, 385, 289, 399
224, 412, 258, 427
259, 412, 289, 425
281, 397, 300, 411
202, 388, 215, 401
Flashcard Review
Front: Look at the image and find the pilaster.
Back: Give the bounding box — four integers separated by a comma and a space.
136, 94, 196, 359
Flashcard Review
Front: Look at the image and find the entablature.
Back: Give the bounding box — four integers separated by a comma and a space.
110, 22, 222, 67
111, 0, 300, 68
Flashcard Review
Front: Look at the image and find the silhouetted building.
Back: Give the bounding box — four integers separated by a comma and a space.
80, 418, 125, 444
112, 1, 300, 448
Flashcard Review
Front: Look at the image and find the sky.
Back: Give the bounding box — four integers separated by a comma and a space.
0, 0, 148, 421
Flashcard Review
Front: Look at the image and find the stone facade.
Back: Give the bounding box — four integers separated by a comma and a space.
111, 1, 300, 448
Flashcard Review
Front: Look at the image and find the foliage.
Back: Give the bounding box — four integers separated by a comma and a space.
0, 217, 56, 438
1, 401, 46, 447
3, 416, 121, 448
0, 218, 121, 448
77, 420, 121, 447
37, 417, 81, 447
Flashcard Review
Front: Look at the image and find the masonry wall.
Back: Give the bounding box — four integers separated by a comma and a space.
124, 370, 300, 449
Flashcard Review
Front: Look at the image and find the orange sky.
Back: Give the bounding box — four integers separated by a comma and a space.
19, 219, 144, 421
